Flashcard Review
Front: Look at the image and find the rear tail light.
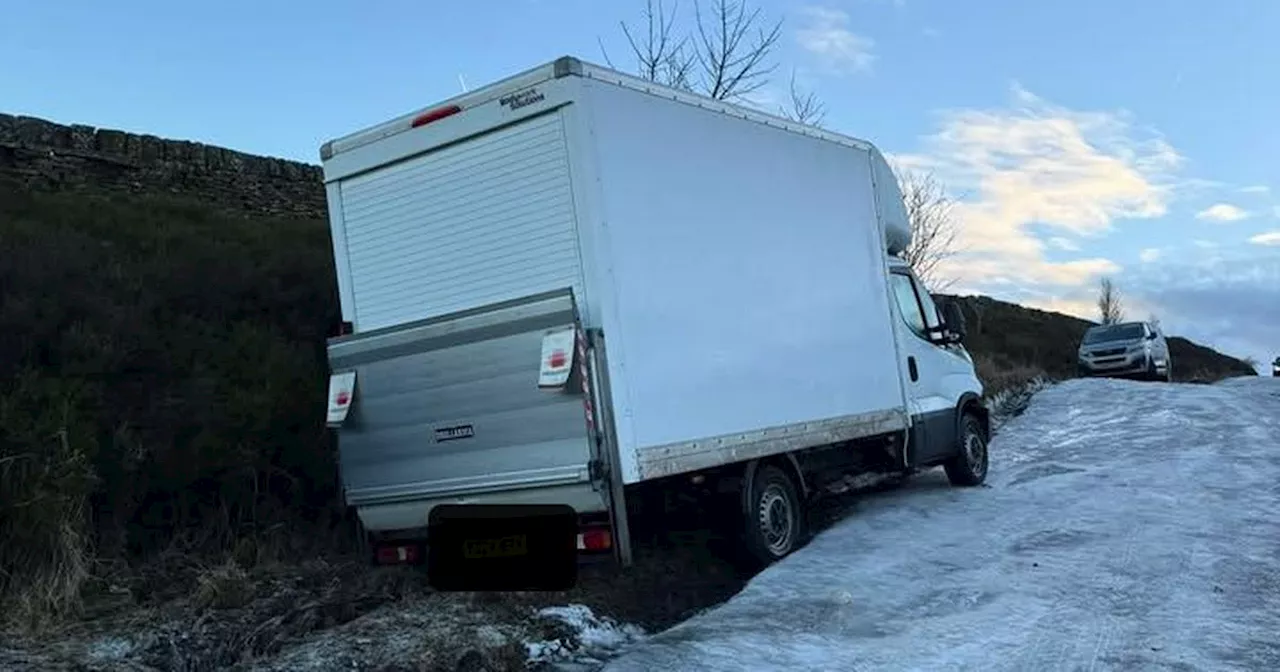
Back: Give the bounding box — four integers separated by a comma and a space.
577, 527, 612, 552
538, 327, 576, 389
326, 371, 357, 427
375, 543, 422, 565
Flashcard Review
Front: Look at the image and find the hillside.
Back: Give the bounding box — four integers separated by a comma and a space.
0, 114, 1258, 627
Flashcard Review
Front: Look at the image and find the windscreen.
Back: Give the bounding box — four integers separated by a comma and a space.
1083, 323, 1145, 344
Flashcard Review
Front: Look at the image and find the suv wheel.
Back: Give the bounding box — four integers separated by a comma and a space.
1144, 356, 1162, 382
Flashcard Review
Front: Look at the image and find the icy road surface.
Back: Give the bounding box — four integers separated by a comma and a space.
604, 377, 1280, 671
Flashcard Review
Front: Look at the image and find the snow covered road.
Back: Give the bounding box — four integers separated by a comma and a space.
603, 377, 1280, 671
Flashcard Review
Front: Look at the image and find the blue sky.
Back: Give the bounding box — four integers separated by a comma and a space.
2, 0, 1277, 367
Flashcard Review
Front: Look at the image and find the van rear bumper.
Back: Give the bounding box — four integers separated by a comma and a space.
353, 481, 607, 533
363, 494, 617, 571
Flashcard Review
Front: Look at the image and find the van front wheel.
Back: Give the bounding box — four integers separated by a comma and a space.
944, 414, 988, 487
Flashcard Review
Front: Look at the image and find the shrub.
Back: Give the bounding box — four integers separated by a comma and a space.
0, 179, 341, 624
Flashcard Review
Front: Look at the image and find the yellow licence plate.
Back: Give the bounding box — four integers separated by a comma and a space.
462, 534, 528, 559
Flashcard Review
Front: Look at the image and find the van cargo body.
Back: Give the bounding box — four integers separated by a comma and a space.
321, 56, 987, 567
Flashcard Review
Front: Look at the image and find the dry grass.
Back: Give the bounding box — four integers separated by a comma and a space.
193, 561, 255, 611
0, 555, 605, 671
2, 519, 94, 633
0, 376, 99, 632
973, 352, 1051, 399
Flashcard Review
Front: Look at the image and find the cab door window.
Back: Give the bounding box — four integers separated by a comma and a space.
911, 275, 944, 334
890, 273, 928, 338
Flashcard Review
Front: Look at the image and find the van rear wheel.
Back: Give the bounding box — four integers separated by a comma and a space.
741, 464, 805, 567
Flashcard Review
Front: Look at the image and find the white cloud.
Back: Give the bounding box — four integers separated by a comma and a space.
891, 84, 1180, 289
796, 7, 876, 74
1238, 185, 1270, 194
1195, 203, 1251, 222
1250, 231, 1280, 246
889, 87, 1273, 365
1047, 237, 1080, 251
1021, 297, 1097, 322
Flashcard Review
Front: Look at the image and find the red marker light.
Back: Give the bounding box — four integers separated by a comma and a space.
375, 544, 420, 565
410, 105, 462, 128
336, 391, 350, 406
548, 350, 567, 368
581, 528, 612, 551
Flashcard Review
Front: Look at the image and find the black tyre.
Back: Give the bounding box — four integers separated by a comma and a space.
944, 413, 988, 487
741, 464, 805, 567
1145, 357, 1162, 382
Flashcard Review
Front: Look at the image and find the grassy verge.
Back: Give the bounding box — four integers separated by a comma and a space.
0, 180, 342, 629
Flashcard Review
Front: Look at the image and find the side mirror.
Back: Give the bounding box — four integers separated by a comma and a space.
941, 301, 967, 343
1146, 331, 1158, 340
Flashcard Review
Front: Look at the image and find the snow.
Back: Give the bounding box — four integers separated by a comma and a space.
527, 604, 646, 668
984, 375, 1053, 433
602, 377, 1280, 671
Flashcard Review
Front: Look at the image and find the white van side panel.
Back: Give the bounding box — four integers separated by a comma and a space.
578, 81, 908, 484
335, 110, 584, 331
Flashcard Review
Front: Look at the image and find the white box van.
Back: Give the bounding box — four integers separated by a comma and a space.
320, 56, 988, 567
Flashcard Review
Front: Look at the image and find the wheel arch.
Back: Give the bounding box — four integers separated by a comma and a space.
738, 453, 810, 567
956, 392, 989, 442
741, 452, 810, 505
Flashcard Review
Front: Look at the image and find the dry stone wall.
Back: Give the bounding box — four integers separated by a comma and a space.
0, 113, 326, 219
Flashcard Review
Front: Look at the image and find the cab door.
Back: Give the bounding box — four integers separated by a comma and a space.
886, 269, 968, 466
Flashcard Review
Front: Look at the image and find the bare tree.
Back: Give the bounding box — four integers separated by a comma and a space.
611, 0, 782, 102
898, 170, 960, 291
780, 69, 826, 126
694, 0, 782, 101
605, 0, 697, 90
1097, 277, 1124, 325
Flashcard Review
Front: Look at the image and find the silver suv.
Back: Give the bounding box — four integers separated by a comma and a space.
1077, 321, 1172, 382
